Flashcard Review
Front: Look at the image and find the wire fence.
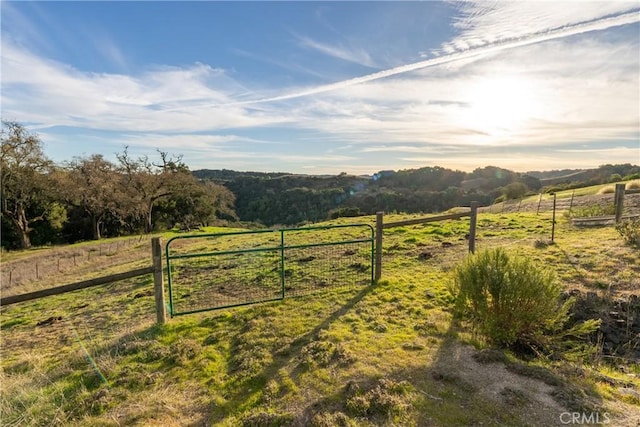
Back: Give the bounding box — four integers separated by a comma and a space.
1, 237, 146, 294
483, 190, 640, 217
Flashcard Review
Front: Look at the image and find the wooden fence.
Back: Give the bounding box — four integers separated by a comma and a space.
0, 238, 167, 324
2, 206, 480, 321
571, 184, 640, 226
0, 193, 583, 322
374, 202, 478, 281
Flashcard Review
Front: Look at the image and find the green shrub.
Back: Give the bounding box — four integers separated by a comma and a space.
569, 204, 615, 218
493, 194, 506, 203
615, 219, 640, 247
608, 173, 623, 183
328, 207, 363, 219
450, 248, 597, 353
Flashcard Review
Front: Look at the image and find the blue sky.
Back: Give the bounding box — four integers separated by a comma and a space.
2, 1, 639, 174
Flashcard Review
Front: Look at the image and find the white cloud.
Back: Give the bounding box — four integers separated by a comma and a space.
296, 35, 377, 68
1, 2, 638, 174
92, 35, 128, 71
443, 1, 639, 55
1, 2, 54, 55
117, 133, 278, 151
277, 32, 639, 150
226, 9, 638, 107
1, 41, 294, 132
400, 145, 640, 172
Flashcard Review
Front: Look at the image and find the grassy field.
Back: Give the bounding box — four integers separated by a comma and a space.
557, 179, 640, 198
1, 206, 639, 426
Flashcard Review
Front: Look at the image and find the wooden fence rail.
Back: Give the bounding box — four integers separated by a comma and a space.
0, 238, 167, 324
0, 266, 153, 306
382, 211, 471, 229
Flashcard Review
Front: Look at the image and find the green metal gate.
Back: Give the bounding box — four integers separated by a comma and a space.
165, 224, 374, 317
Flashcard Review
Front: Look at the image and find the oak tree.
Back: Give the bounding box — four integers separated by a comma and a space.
0, 121, 53, 249
63, 154, 124, 239
117, 147, 196, 233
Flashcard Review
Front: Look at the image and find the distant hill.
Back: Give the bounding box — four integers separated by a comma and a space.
528, 164, 640, 188
192, 169, 291, 182
526, 169, 584, 180
192, 164, 639, 226
537, 170, 592, 186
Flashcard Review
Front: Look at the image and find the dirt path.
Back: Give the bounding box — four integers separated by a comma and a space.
435, 343, 640, 427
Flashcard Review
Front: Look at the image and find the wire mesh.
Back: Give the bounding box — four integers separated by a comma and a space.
168, 249, 282, 315
166, 225, 373, 316
284, 241, 371, 298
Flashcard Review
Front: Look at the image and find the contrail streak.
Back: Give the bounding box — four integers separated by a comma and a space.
161, 9, 639, 111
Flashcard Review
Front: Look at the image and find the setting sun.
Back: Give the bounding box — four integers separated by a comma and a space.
462, 75, 541, 140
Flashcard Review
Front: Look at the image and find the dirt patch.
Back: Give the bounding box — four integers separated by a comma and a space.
433, 343, 568, 426
432, 342, 640, 426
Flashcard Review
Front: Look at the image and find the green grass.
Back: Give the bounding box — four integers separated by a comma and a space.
1, 209, 639, 425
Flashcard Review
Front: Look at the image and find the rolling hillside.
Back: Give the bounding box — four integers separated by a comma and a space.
1, 192, 639, 426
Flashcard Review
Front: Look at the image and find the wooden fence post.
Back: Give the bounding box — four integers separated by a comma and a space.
536, 193, 543, 215
551, 193, 557, 243
614, 183, 625, 223
152, 237, 167, 324
568, 190, 575, 216
469, 202, 478, 253
375, 212, 384, 282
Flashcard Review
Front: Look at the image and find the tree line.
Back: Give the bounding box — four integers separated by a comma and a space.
4, 121, 638, 249
1, 121, 236, 250
194, 166, 541, 226
195, 164, 639, 228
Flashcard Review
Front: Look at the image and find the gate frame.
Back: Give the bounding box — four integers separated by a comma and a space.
165, 223, 374, 317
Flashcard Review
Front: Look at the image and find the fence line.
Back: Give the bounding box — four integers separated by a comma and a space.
1, 237, 145, 289
0, 238, 167, 324
2, 189, 636, 322
0, 266, 154, 306
382, 211, 471, 228
480, 186, 640, 217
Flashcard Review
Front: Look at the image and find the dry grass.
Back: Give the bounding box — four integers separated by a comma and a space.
0, 237, 148, 297
627, 180, 640, 190
598, 186, 615, 195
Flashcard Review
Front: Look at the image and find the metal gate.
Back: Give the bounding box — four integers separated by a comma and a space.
165, 224, 374, 317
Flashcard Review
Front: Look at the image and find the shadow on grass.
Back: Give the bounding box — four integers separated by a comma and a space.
553, 242, 598, 289
206, 282, 378, 424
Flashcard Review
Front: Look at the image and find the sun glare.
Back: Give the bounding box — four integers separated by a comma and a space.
462, 75, 541, 141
